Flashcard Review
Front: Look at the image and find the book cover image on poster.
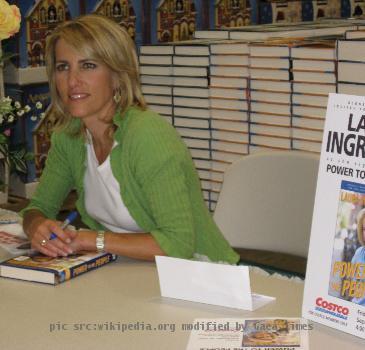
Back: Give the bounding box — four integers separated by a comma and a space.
329, 180, 365, 306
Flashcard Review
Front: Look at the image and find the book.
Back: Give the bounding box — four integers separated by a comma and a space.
194, 30, 230, 40
293, 70, 336, 84
337, 39, 365, 62
292, 94, 329, 108
291, 43, 336, 60
292, 59, 335, 71
337, 82, 365, 96
292, 139, 321, 153
210, 54, 249, 66
173, 55, 209, 66
139, 55, 172, 65
338, 61, 365, 84
0, 230, 31, 256
250, 112, 291, 127
250, 79, 291, 93
302, 93, 365, 339
292, 81, 336, 95
251, 90, 291, 104
210, 76, 248, 89
250, 56, 290, 69
0, 251, 117, 285
345, 30, 365, 39
186, 318, 309, 350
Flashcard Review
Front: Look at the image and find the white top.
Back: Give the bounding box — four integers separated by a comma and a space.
84, 132, 143, 233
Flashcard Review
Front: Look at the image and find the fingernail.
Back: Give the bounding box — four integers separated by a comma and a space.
68, 248, 73, 254
66, 238, 71, 244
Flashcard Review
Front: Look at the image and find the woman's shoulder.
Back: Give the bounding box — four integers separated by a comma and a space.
117, 107, 188, 159
352, 246, 365, 263
126, 107, 173, 131
121, 107, 182, 144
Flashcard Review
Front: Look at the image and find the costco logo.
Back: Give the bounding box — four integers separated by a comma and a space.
315, 297, 349, 320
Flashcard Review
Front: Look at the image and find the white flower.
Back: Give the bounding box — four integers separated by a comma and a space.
24, 105, 31, 112
35, 102, 43, 109
8, 115, 14, 122
30, 115, 37, 121
4, 96, 12, 103
16, 110, 24, 116
40, 112, 46, 119
14, 101, 21, 109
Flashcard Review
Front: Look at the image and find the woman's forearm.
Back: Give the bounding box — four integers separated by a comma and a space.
77, 230, 165, 261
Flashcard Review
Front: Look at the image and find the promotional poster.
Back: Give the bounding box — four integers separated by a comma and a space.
303, 93, 365, 339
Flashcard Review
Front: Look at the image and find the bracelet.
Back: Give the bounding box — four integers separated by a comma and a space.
96, 231, 105, 253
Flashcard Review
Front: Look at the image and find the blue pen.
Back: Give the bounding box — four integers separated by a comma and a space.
50, 211, 78, 240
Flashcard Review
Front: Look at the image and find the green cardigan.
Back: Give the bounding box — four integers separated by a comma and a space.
24, 107, 239, 264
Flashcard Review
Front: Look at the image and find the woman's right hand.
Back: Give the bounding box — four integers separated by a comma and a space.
25, 213, 74, 257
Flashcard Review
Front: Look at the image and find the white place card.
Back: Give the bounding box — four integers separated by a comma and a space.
155, 256, 275, 310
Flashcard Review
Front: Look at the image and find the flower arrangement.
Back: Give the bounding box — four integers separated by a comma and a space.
0, 1, 21, 67
0, 96, 43, 187
0, 0, 21, 41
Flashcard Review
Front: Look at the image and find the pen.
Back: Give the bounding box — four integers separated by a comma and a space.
50, 211, 78, 240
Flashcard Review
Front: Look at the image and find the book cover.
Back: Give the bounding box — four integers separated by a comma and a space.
328, 180, 365, 306
0, 251, 117, 285
302, 93, 365, 339
186, 318, 309, 350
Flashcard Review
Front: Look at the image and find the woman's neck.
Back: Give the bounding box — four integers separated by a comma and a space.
85, 122, 114, 165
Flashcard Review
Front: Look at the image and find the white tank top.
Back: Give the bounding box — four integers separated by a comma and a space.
84, 132, 143, 233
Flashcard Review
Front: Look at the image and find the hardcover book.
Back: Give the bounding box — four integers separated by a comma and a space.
302, 93, 365, 339
0, 251, 117, 285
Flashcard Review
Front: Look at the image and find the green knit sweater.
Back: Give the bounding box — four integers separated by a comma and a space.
24, 107, 239, 264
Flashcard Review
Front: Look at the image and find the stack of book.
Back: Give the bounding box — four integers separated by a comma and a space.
139, 44, 174, 125
337, 39, 365, 97
194, 19, 365, 41
138, 20, 365, 211
249, 41, 292, 152
208, 40, 250, 210
291, 41, 336, 153
139, 40, 214, 208
172, 42, 212, 205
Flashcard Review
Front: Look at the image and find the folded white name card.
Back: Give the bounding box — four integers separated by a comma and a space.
155, 256, 275, 311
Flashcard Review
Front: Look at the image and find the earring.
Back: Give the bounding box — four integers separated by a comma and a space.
113, 88, 121, 103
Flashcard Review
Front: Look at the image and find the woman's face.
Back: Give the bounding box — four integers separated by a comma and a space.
54, 39, 117, 122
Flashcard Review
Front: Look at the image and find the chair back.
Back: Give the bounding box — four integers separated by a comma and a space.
213, 151, 319, 257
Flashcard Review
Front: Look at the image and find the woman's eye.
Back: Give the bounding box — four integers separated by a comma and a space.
83, 62, 97, 69
56, 64, 68, 71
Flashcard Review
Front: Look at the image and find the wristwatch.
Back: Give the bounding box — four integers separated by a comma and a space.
96, 231, 105, 253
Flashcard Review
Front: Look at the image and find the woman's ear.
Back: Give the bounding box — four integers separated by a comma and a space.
112, 73, 120, 90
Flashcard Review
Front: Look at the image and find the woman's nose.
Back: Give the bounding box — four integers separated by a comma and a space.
68, 68, 81, 87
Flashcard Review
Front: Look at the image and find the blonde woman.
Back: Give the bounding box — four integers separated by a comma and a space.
351, 208, 365, 305
22, 15, 238, 264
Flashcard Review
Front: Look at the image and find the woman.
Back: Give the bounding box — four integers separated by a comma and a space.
351, 208, 365, 305
23, 14, 239, 264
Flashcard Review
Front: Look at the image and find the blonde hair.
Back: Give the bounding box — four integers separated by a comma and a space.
357, 208, 365, 246
45, 14, 146, 135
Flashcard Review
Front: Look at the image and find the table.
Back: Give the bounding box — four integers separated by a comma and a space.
0, 253, 364, 350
